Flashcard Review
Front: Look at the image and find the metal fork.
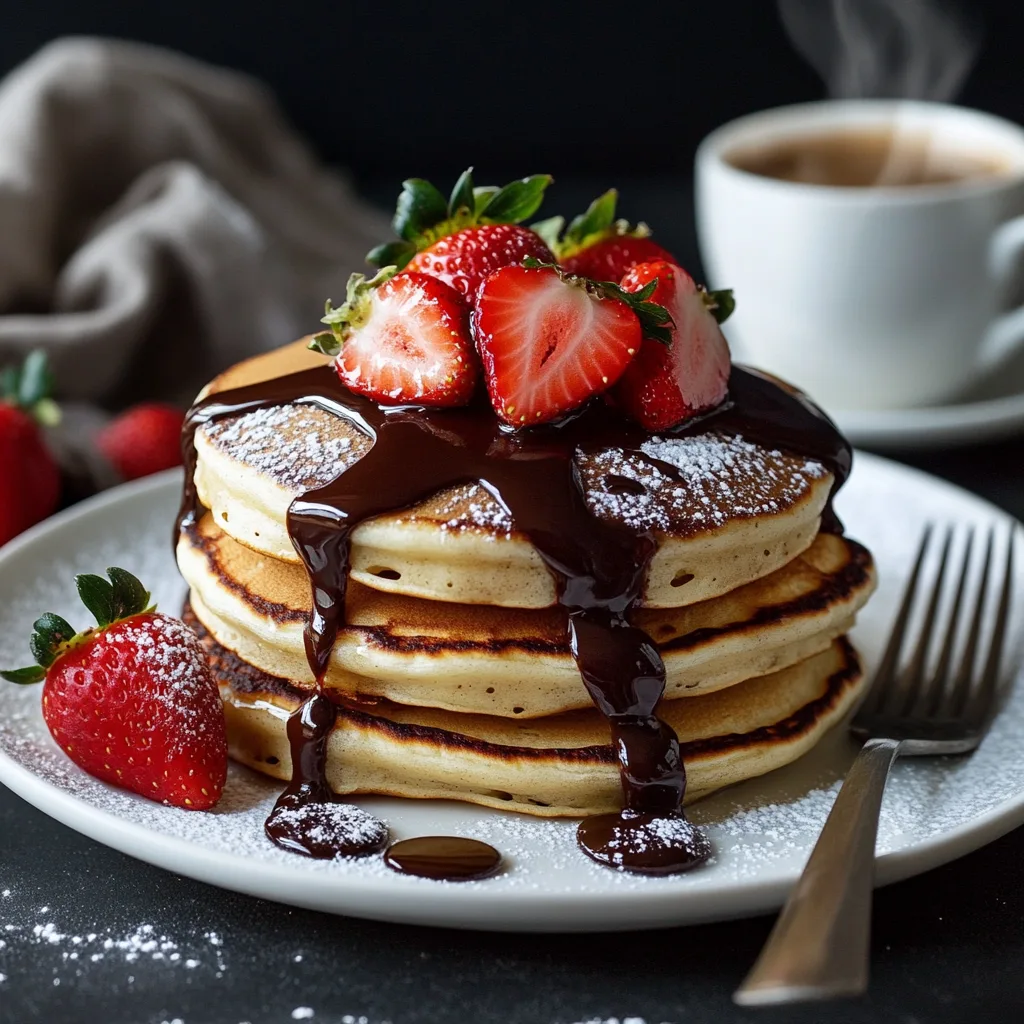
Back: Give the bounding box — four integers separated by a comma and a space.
734, 524, 1016, 1006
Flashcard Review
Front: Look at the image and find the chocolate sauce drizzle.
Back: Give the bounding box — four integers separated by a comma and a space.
177, 363, 850, 874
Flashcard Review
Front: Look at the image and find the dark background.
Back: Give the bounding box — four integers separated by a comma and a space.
3, 3, 1024, 1023
2, 0, 1024, 210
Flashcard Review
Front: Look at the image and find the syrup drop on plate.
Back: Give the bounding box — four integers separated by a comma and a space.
385, 836, 503, 881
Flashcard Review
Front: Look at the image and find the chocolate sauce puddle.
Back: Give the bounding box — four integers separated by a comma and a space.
178, 364, 850, 873
385, 837, 502, 881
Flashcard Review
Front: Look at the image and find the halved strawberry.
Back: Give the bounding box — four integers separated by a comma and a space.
533, 189, 677, 282
473, 259, 672, 427
613, 261, 734, 431
367, 168, 554, 304
310, 269, 476, 407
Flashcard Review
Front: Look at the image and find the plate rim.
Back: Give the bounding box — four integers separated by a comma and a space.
0, 460, 1022, 931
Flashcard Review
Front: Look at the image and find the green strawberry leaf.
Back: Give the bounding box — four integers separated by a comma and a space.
472, 186, 500, 217
0, 665, 46, 684
106, 567, 152, 621
366, 239, 417, 269
480, 175, 553, 224
530, 215, 564, 252
309, 331, 340, 356
18, 350, 52, 409
29, 612, 76, 669
705, 288, 735, 324
76, 573, 115, 627
565, 189, 618, 246
393, 178, 449, 241
448, 167, 475, 218
598, 281, 674, 346
0, 365, 18, 403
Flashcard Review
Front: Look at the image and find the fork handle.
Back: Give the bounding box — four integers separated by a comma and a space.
734, 737, 902, 1005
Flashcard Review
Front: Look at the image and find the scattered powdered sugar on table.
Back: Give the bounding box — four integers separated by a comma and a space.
0, 903, 227, 984
0, 458, 1023, 917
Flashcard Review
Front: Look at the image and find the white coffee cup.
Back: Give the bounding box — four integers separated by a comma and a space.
695, 101, 1024, 411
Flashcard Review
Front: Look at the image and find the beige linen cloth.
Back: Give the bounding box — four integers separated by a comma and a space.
0, 37, 388, 481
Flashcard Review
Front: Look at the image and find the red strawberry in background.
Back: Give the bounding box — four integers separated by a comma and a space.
473, 258, 673, 426
97, 402, 185, 482
0, 351, 61, 546
310, 268, 477, 406
366, 168, 554, 304
533, 189, 677, 282
2, 567, 227, 810
613, 260, 734, 431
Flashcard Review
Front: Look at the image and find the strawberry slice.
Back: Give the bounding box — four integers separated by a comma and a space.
613, 261, 734, 431
533, 189, 677, 282
311, 269, 477, 406
367, 168, 554, 304
473, 260, 672, 427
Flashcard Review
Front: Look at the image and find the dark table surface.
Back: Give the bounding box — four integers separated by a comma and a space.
3, 180, 1024, 1024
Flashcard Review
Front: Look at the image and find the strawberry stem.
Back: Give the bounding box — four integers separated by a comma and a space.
1, 567, 154, 684
0, 350, 62, 427
367, 170, 553, 268
702, 288, 736, 324
533, 189, 652, 262
310, 267, 399, 356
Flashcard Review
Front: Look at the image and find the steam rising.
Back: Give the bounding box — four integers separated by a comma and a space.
778, 0, 982, 101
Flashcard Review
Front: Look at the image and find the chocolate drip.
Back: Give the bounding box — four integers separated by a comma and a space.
385, 837, 502, 881
263, 691, 389, 858
178, 363, 850, 872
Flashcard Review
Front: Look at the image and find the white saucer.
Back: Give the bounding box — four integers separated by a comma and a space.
830, 355, 1024, 449
0, 462, 1022, 932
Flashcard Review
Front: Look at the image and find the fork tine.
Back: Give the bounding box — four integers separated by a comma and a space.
965, 529, 1015, 728
894, 526, 954, 716
916, 529, 973, 718
945, 529, 994, 718
859, 525, 933, 717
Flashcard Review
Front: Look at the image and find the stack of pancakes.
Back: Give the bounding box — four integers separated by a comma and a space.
177, 341, 877, 817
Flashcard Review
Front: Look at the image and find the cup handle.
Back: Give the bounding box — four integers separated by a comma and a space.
979, 214, 1024, 372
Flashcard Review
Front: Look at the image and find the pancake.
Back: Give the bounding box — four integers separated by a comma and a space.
191, 340, 833, 609
187, 606, 865, 817
177, 515, 876, 717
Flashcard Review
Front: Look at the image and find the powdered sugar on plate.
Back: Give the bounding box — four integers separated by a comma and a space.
0, 460, 1022, 929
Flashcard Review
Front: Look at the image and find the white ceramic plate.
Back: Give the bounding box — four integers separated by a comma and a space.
0, 459, 1022, 932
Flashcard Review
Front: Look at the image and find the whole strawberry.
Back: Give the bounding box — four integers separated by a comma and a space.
2, 568, 227, 809
0, 351, 61, 546
613, 261, 734, 431
533, 189, 677, 281
98, 402, 185, 482
367, 167, 554, 304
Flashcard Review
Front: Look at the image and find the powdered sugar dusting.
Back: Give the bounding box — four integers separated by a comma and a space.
0, 459, 1022, 923
202, 405, 369, 491
203, 404, 826, 538
581, 433, 826, 533
267, 802, 389, 856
